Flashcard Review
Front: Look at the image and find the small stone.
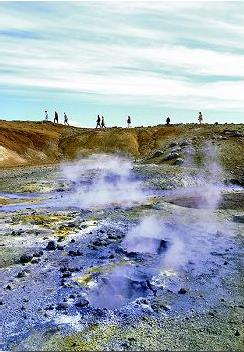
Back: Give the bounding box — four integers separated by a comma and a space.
57, 245, 64, 250
75, 298, 89, 308
235, 330, 240, 336
62, 272, 72, 278
232, 215, 244, 224
169, 142, 178, 148
152, 150, 163, 158
20, 254, 33, 264
56, 303, 68, 310
178, 288, 187, 294
174, 158, 184, 166
164, 152, 179, 161
5, 284, 12, 290
46, 240, 57, 250
70, 239, 75, 243
17, 271, 28, 278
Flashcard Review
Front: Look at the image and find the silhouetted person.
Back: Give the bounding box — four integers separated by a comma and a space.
45, 110, 48, 121
127, 116, 131, 128
64, 112, 69, 125
101, 116, 106, 128
54, 111, 59, 124
198, 112, 203, 125
166, 117, 171, 125
96, 115, 101, 128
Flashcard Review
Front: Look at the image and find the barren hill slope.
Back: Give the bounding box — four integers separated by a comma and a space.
0, 120, 243, 182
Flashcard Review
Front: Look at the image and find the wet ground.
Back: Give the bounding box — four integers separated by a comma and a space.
0, 158, 244, 351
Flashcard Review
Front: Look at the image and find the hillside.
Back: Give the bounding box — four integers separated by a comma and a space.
0, 120, 244, 182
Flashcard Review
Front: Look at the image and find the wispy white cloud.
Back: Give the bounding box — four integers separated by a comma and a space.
0, 1, 244, 122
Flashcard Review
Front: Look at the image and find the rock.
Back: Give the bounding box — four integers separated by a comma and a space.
169, 142, 178, 148
75, 298, 89, 308
68, 250, 82, 257
57, 245, 64, 250
178, 288, 187, 294
46, 240, 57, 250
70, 239, 76, 243
152, 150, 163, 158
232, 131, 243, 137
62, 272, 72, 278
164, 152, 180, 161
60, 267, 68, 272
232, 215, 244, 223
5, 284, 12, 290
235, 330, 240, 336
174, 158, 184, 165
31, 258, 39, 264
33, 251, 43, 258
45, 304, 55, 310
20, 254, 33, 264
56, 303, 68, 310
179, 139, 191, 147
17, 271, 28, 278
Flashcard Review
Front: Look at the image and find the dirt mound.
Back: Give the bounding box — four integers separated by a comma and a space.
0, 120, 244, 182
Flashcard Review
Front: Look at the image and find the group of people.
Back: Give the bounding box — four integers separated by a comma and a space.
44, 110, 204, 127
95, 115, 132, 128
165, 112, 203, 125
45, 111, 69, 125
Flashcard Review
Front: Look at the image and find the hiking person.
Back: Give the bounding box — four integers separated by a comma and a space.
166, 117, 171, 125
54, 111, 59, 124
198, 112, 203, 125
64, 112, 69, 125
127, 116, 131, 128
96, 115, 101, 128
45, 110, 48, 121
101, 116, 106, 128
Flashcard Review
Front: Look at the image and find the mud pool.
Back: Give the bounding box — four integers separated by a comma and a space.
0, 155, 244, 351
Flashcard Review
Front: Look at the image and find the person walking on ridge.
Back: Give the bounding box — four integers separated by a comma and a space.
101, 116, 106, 128
54, 111, 59, 124
64, 112, 69, 125
198, 112, 203, 125
45, 110, 48, 121
166, 117, 171, 125
127, 116, 131, 128
96, 115, 101, 128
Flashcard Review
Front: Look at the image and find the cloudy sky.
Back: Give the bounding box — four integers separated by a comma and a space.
0, 1, 243, 127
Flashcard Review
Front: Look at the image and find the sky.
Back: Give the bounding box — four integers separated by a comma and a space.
0, 1, 244, 127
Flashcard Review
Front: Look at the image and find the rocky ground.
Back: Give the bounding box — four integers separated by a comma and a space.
0, 151, 244, 351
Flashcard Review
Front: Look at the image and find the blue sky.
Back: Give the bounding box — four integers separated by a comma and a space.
0, 1, 244, 127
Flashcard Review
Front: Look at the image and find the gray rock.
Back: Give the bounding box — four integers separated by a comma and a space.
164, 152, 180, 161
169, 142, 178, 148
232, 131, 243, 137
75, 298, 89, 308
232, 215, 244, 223
152, 150, 163, 158
46, 240, 57, 250
179, 139, 191, 147
17, 271, 28, 278
174, 158, 184, 165
178, 288, 187, 294
20, 254, 33, 264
